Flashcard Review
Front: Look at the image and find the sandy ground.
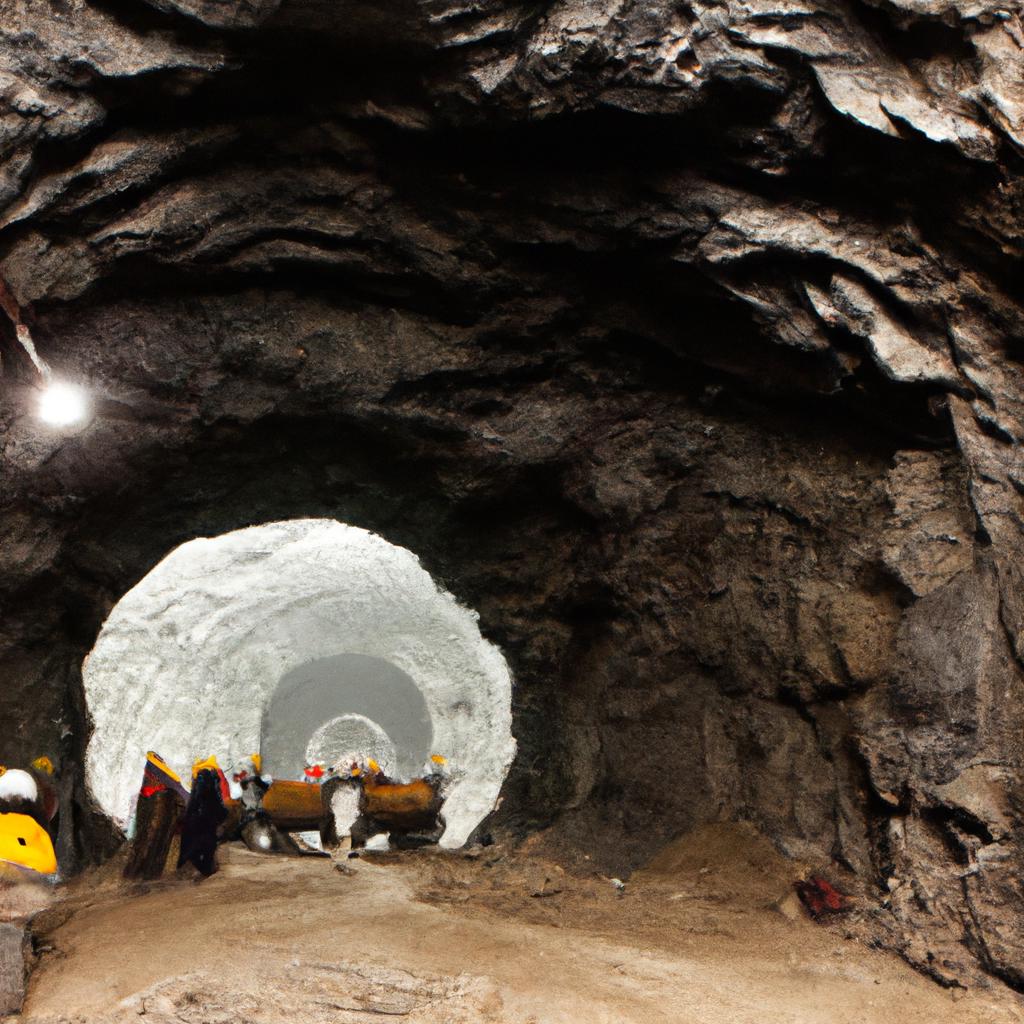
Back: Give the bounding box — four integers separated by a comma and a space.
17, 825, 1024, 1024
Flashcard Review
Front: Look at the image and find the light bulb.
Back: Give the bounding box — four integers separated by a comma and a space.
37, 381, 88, 427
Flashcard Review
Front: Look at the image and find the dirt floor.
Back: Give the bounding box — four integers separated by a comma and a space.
16, 824, 1024, 1024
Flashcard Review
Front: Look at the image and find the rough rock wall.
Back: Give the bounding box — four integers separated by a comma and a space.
1, 0, 1023, 992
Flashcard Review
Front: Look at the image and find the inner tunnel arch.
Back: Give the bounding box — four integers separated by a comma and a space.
261, 653, 432, 781
82, 518, 516, 848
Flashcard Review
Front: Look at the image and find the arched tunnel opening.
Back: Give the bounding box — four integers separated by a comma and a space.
82, 519, 516, 849
263, 655, 432, 783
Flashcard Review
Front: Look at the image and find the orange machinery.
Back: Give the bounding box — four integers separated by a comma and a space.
224, 779, 324, 833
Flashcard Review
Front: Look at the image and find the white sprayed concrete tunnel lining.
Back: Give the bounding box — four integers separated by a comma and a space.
82, 519, 517, 848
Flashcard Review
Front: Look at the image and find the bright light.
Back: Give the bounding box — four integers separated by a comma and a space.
38, 381, 89, 427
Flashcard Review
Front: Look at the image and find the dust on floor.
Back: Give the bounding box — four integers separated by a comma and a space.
19, 824, 1024, 1024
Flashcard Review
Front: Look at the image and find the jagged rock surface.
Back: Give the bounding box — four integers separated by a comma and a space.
1, 0, 1023, 993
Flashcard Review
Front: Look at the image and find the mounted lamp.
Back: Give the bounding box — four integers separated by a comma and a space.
37, 380, 88, 427
2, 290, 90, 428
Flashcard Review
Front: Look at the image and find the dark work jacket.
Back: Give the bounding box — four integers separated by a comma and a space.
177, 769, 228, 877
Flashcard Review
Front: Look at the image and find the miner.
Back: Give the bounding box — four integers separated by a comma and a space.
123, 752, 188, 881
178, 758, 228, 878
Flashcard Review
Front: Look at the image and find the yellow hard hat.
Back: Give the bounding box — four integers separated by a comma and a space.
0, 813, 57, 876
31, 756, 55, 775
250, 754, 262, 774
430, 755, 447, 765
192, 755, 221, 778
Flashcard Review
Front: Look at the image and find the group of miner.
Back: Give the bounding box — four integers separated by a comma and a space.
125, 751, 452, 880
0, 751, 452, 885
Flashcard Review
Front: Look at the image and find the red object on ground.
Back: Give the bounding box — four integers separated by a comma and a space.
795, 876, 848, 918
304, 765, 325, 780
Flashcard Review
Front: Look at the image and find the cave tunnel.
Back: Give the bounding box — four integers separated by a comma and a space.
82, 519, 515, 849
2, 0, 1024, 1015
2, 301, 1023, 1009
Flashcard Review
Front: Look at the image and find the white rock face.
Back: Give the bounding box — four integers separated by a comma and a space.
83, 519, 516, 848
305, 714, 397, 777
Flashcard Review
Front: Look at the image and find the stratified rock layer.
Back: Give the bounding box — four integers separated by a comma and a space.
1, 0, 1023, 992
